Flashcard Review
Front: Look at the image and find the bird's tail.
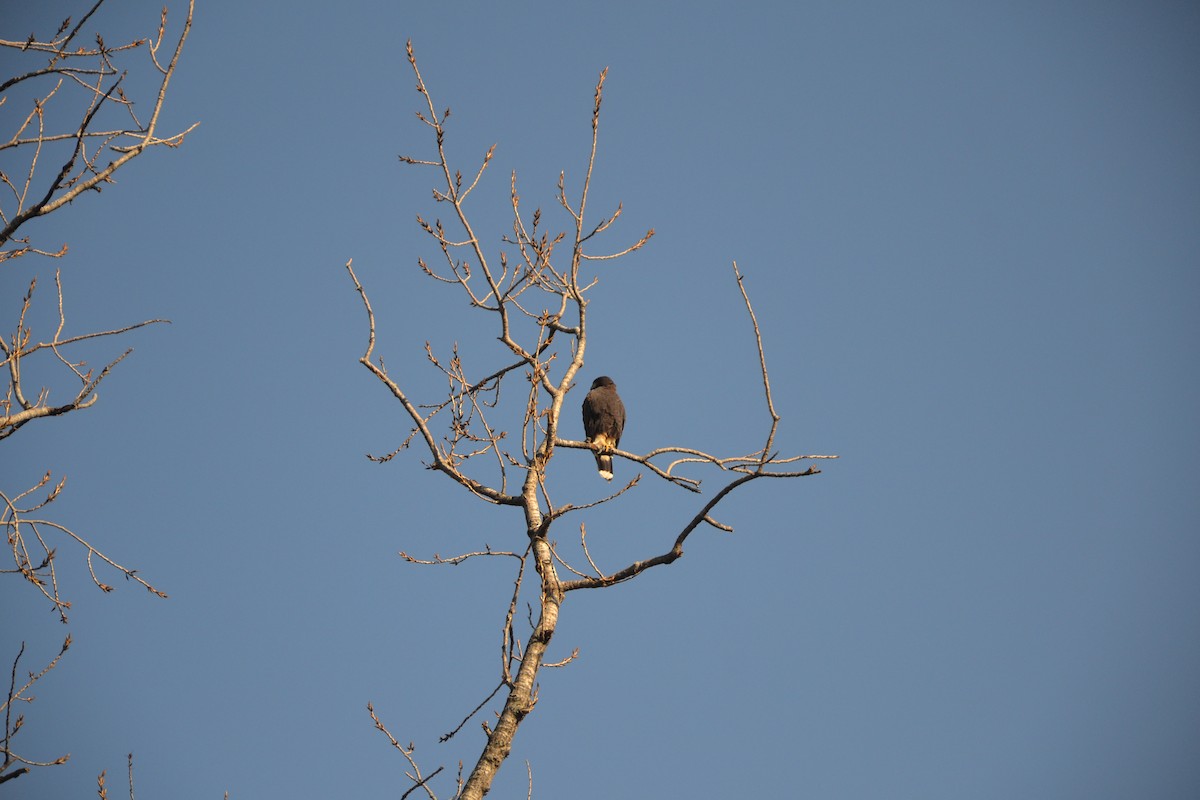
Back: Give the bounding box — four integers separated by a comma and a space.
595, 452, 614, 481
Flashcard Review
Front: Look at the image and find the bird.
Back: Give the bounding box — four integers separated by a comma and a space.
581, 375, 626, 481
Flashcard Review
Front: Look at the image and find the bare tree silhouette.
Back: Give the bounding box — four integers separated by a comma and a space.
347, 41, 835, 799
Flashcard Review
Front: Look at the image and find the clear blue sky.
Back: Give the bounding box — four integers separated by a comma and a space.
3, 1, 1198, 797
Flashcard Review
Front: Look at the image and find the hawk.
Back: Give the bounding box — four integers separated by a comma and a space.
582, 375, 626, 481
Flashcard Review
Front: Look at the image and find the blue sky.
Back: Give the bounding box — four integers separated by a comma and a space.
3, 1, 1198, 797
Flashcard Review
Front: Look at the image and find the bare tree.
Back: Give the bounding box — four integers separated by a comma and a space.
347, 41, 835, 799
1, 0, 195, 786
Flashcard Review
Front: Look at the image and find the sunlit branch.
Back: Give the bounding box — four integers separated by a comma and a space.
1, 270, 167, 441
732, 261, 781, 469
559, 472, 761, 592
345, 260, 522, 507
0, 0, 197, 251
367, 702, 442, 800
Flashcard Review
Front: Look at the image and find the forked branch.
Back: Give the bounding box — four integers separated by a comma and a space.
1, 269, 167, 441
2, 473, 168, 623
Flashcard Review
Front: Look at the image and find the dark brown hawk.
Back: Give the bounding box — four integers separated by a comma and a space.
582, 376, 625, 481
